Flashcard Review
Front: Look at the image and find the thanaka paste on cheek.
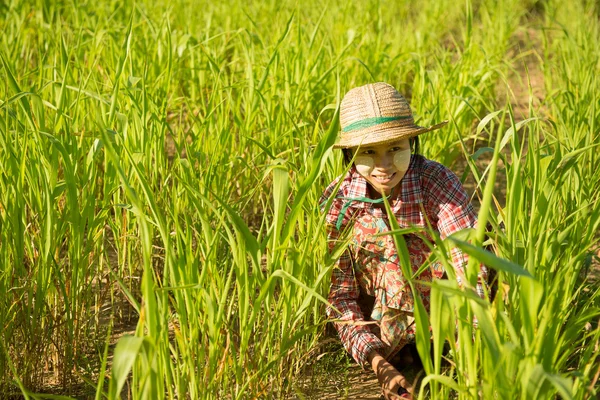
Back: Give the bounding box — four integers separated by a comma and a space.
393, 149, 411, 171
354, 156, 374, 176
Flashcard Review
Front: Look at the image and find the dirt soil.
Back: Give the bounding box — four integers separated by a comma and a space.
294, 360, 424, 400
295, 363, 382, 399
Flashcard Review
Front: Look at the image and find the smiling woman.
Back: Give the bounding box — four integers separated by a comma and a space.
321, 82, 488, 400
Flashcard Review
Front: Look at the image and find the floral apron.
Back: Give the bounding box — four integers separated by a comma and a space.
350, 211, 445, 359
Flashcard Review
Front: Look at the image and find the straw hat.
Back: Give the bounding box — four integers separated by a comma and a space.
334, 82, 448, 149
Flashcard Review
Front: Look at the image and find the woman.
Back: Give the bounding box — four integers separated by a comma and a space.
320, 82, 487, 399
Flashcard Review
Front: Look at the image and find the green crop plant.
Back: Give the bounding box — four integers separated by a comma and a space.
0, 0, 598, 399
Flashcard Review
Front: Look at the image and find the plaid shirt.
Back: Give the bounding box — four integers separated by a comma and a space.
320, 154, 486, 367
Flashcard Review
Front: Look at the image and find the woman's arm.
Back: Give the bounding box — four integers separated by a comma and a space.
321, 177, 387, 367
326, 225, 386, 367
321, 178, 387, 367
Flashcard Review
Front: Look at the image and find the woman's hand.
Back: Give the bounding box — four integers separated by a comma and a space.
368, 351, 413, 399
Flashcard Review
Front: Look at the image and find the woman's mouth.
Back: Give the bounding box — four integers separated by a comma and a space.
371, 172, 396, 184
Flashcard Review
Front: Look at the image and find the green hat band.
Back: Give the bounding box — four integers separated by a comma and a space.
342, 115, 411, 133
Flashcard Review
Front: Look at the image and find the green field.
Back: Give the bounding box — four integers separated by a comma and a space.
1, 0, 599, 398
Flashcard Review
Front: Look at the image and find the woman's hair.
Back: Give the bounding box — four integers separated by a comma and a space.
342, 136, 420, 166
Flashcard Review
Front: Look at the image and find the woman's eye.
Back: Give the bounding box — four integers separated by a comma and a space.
390, 147, 401, 152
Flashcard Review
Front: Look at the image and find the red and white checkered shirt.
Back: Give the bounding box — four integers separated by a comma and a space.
320, 154, 486, 367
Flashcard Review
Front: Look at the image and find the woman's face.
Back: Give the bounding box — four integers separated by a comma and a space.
352, 139, 411, 195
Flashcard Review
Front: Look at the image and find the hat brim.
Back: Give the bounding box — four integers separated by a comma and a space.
333, 120, 448, 149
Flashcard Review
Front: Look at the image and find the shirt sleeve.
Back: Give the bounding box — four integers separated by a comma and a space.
423, 163, 488, 297
320, 190, 386, 367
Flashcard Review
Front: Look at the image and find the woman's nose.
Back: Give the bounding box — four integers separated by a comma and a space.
374, 154, 393, 169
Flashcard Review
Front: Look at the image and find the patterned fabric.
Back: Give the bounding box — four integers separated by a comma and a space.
320, 154, 488, 367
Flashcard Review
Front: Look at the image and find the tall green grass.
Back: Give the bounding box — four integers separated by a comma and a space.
0, 0, 598, 398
